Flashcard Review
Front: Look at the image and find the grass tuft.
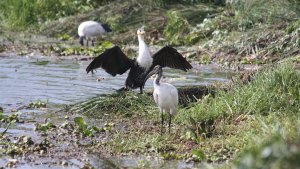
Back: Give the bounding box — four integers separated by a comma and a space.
178, 62, 300, 124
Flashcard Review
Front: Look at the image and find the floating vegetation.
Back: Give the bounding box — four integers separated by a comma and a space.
28, 99, 47, 108
74, 116, 104, 137
56, 33, 72, 41
45, 40, 113, 56
35, 122, 56, 132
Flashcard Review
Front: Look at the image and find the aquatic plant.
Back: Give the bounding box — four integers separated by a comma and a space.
28, 99, 47, 108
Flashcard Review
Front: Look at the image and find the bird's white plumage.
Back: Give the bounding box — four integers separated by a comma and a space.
78, 21, 106, 39
78, 21, 106, 44
153, 81, 178, 115
136, 29, 153, 70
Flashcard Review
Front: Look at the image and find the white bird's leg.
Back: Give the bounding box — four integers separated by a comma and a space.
86, 40, 89, 47
139, 86, 143, 94
161, 111, 164, 135
168, 113, 172, 134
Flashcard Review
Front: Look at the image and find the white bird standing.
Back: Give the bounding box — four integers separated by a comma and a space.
78, 21, 112, 46
145, 65, 179, 134
86, 26, 192, 93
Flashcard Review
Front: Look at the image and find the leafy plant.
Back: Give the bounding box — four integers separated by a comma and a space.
56, 33, 72, 41
179, 62, 300, 123
163, 11, 191, 46
74, 117, 104, 137
0, 0, 106, 29
234, 136, 300, 169
35, 122, 56, 132
191, 149, 206, 161
28, 99, 47, 108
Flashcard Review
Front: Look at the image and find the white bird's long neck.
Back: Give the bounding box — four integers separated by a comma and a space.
137, 35, 152, 70
153, 71, 162, 86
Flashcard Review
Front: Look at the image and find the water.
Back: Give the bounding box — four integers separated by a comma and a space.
0, 55, 232, 169
0, 56, 231, 107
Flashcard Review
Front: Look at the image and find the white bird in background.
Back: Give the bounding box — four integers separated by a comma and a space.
78, 20, 112, 46
145, 65, 179, 134
86, 26, 192, 94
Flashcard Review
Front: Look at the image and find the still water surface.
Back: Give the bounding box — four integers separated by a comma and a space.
0, 56, 231, 106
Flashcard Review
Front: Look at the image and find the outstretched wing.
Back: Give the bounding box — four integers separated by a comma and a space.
86, 46, 134, 76
151, 46, 192, 71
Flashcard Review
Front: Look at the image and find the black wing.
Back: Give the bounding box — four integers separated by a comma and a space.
151, 46, 192, 71
86, 46, 134, 76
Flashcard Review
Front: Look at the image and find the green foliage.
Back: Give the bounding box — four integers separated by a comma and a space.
186, 0, 300, 47
0, 0, 36, 28
0, 0, 110, 29
56, 33, 72, 41
46, 41, 113, 56
28, 99, 47, 108
234, 136, 300, 169
35, 122, 56, 132
2, 112, 20, 123
74, 116, 104, 137
163, 11, 191, 46
70, 92, 156, 118
230, 0, 299, 24
178, 62, 300, 125
191, 149, 206, 161
161, 152, 183, 160
286, 19, 300, 34
1, 112, 20, 136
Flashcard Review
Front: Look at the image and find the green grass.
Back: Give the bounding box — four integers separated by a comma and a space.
0, 0, 109, 30
175, 62, 300, 165
178, 62, 300, 124
69, 91, 157, 118
68, 62, 300, 166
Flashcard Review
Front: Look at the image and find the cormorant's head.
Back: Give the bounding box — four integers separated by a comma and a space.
137, 26, 145, 36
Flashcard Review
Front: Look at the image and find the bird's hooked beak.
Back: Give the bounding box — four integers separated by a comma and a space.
79, 36, 84, 46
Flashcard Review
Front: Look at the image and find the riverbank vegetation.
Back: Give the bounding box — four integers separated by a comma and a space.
67, 62, 300, 168
0, 0, 299, 168
0, 0, 299, 65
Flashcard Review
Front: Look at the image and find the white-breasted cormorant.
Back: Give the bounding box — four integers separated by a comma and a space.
86, 26, 192, 93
